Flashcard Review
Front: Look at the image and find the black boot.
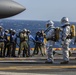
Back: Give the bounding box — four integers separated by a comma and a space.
60, 61, 69, 64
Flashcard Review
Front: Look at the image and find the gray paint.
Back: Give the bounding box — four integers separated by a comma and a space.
0, 0, 26, 19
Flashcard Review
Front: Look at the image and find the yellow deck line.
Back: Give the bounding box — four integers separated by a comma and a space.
15, 48, 76, 51
0, 65, 76, 70
0, 48, 75, 51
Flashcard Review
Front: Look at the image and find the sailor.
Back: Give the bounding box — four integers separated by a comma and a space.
40, 30, 46, 55
33, 31, 40, 55
33, 31, 44, 56
45, 20, 55, 64
6, 28, 13, 57
11, 30, 17, 57
26, 30, 31, 57
18, 29, 28, 57
36, 31, 44, 56
0, 26, 4, 57
26, 30, 35, 57
60, 17, 71, 64
3, 29, 10, 57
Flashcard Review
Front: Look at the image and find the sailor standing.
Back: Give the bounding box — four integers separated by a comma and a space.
45, 20, 55, 64
3, 29, 10, 57
0, 26, 4, 57
18, 29, 28, 57
60, 17, 71, 64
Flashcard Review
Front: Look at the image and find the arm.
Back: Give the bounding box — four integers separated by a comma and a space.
46, 29, 54, 40
62, 26, 70, 41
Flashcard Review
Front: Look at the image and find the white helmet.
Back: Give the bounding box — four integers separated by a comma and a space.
46, 20, 54, 27
0, 26, 3, 29
13, 30, 16, 33
27, 30, 31, 33
61, 17, 69, 25
5, 29, 9, 33
9, 28, 13, 31
23, 28, 27, 32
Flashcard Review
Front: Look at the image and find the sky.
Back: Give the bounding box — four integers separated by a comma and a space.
8, 0, 76, 22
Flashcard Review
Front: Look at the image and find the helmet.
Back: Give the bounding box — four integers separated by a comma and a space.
5, 29, 9, 33
61, 17, 69, 25
9, 28, 13, 31
13, 30, 16, 33
9, 28, 13, 33
0, 26, 3, 29
23, 28, 27, 32
27, 30, 31, 33
36, 31, 41, 35
46, 20, 54, 27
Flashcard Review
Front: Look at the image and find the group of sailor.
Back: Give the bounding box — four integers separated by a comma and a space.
32, 30, 46, 56
0, 17, 75, 64
0, 26, 35, 57
0, 28, 17, 57
45, 17, 75, 64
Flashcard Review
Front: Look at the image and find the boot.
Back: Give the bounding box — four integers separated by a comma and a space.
60, 61, 69, 64
45, 60, 53, 64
